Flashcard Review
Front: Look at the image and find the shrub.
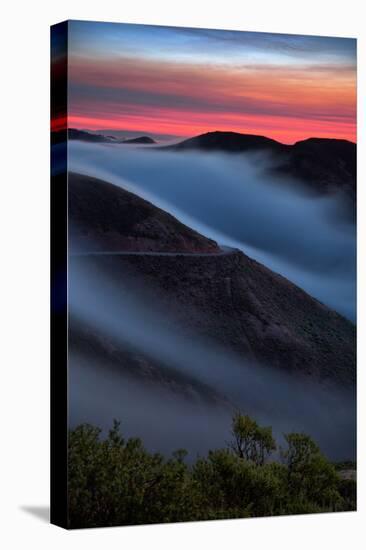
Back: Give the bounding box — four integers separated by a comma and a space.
67, 414, 355, 528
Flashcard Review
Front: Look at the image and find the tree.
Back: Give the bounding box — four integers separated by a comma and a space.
281, 432, 341, 511
281, 433, 319, 473
255, 426, 277, 466
67, 416, 354, 527
230, 412, 276, 465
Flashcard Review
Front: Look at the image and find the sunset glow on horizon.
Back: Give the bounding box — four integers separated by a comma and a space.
66, 21, 357, 144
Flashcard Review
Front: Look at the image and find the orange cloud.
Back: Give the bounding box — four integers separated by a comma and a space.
67, 55, 356, 143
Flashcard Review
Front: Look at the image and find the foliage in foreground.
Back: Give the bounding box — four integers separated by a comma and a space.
68, 413, 356, 528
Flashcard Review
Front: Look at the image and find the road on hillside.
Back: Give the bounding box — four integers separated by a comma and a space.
70, 245, 238, 257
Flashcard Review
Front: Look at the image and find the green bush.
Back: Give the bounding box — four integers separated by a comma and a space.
281, 433, 343, 511
67, 414, 356, 528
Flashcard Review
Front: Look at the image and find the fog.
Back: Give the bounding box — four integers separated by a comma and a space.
69, 258, 356, 460
67, 141, 356, 460
68, 141, 356, 321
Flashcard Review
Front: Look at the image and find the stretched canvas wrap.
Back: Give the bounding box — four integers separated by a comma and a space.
51, 20, 357, 529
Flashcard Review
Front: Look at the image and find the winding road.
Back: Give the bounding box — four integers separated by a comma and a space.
71, 245, 238, 257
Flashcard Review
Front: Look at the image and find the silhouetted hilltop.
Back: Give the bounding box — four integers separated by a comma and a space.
285, 137, 356, 200
122, 136, 156, 144
67, 129, 156, 144
51, 128, 113, 145
166, 131, 356, 202
170, 131, 284, 153
68, 128, 113, 143
68, 173, 219, 253
52, 128, 157, 145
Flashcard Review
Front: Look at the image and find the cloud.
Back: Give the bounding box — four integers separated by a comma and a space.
68, 21, 356, 67
67, 54, 356, 142
69, 256, 356, 460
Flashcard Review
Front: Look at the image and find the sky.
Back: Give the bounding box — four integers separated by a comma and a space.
64, 20, 356, 144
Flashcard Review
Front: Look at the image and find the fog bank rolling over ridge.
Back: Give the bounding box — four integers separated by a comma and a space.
66, 164, 356, 461
69, 258, 356, 460
68, 141, 356, 321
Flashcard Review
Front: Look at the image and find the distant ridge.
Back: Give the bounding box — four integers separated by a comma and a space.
122, 136, 156, 144
52, 128, 156, 145
169, 131, 286, 153
52, 128, 356, 203
165, 131, 356, 202
169, 130, 356, 151
68, 128, 113, 143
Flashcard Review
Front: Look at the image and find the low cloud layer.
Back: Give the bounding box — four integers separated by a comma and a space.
69, 258, 356, 460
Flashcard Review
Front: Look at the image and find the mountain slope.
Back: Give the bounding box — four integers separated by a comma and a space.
69, 173, 355, 389
68, 172, 219, 253
86, 247, 355, 388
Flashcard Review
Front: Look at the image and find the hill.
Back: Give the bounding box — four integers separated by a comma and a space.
68, 172, 219, 253
68, 128, 113, 143
122, 136, 156, 144
166, 131, 356, 202
171, 131, 285, 153
69, 173, 355, 389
